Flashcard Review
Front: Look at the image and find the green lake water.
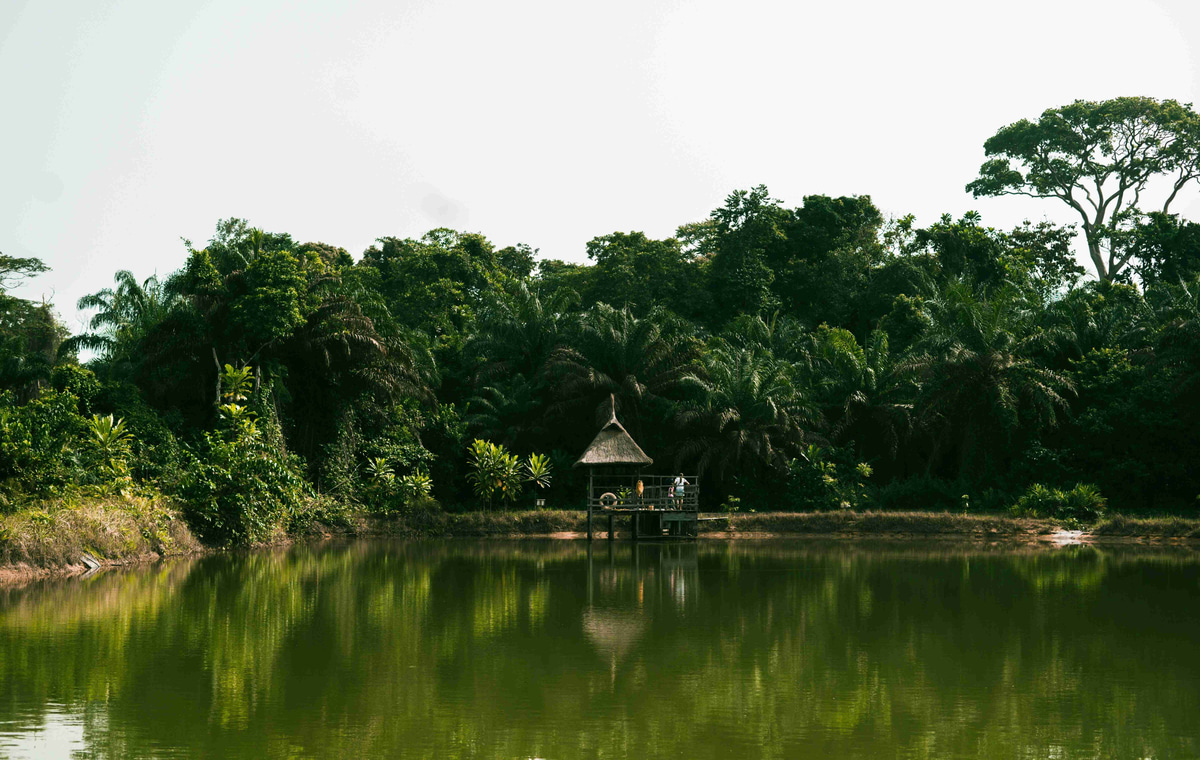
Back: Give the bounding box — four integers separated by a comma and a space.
0, 539, 1198, 759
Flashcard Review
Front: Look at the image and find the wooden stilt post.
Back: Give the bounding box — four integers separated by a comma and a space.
608, 513, 614, 540
587, 469, 594, 541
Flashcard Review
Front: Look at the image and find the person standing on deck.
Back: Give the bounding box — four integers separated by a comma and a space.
672, 473, 689, 509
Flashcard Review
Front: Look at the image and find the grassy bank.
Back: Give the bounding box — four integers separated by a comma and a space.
0, 496, 202, 580
334, 509, 1060, 539
715, 511, 1057, 536
341, 509, 1200, 540
336, 509, 592, 538
1090, 514, 1200, 539
5, 504, 1198, 583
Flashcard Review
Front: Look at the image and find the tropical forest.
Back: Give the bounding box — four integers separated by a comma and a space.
4, 96, 1200, 554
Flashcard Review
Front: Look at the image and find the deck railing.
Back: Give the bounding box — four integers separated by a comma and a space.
586, 474, 700, 511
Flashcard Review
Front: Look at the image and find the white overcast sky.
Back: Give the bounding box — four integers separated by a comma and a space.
4, 0, 1200, 332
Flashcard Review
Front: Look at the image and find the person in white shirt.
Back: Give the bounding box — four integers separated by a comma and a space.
672, 473, 689, 508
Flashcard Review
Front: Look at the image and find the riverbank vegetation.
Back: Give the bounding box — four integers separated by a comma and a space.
0, 495, 200, 573
4, 95, 1200, 552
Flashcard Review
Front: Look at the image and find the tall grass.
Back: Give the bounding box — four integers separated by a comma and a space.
1090, 514, 1200, 538
718, 511, 1055, 535
0, 496, 200, 569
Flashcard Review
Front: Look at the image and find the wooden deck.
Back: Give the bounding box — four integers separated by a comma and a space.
586, 507, 725, 540
585, 473, 703, 540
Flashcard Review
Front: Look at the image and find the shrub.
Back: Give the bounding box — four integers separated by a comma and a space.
288, 494, 355, 534
50, 364, 100, 412
1010, 483, 1107, 523
523, 453, 553, 491
94, 380, 185, 487
873, 475, 973, 513
398, 471, 433, 502
175, 364, 307, 546
782, 445, 872, 511
402, 494, 444, 530
178, 431, 307, 545
466, 439, 523, 508
721, 495, 744, 513
0, 388, 85, 501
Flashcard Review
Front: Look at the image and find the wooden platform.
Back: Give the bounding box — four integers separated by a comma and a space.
586, 507, 711, 540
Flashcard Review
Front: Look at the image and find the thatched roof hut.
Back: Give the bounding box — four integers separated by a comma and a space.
574, 398, 653, 468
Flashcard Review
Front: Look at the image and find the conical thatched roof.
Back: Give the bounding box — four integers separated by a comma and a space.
574, 397, 653, 468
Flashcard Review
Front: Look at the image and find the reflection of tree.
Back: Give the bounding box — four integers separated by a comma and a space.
0, 542, 1196, 758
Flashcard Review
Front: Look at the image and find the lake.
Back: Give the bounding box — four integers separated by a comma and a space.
0, 539, 1197, 758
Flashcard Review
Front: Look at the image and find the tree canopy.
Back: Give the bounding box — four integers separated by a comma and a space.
4, 96, 1200, 538
967, 96, 1200, 281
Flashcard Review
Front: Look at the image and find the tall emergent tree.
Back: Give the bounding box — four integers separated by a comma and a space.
967, 97, 1200, 281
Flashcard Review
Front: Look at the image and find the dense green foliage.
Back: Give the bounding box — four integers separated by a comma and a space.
4, 95, 1200, 543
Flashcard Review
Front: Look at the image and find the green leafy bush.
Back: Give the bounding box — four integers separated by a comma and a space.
398, 471, 433, 502
178, 430, 307, 545
783, 445, 873, 511
50, 364, 100, 413
466, 439, 523, 508
288, 494, 355, 534
93, 380, 185, 487
873, 475, 972, 512
523, 453, 553, 491
359, 455, 439, 517
0, 389, 85, 502
176, 365, 307, 546
1010, 483, 1107, 523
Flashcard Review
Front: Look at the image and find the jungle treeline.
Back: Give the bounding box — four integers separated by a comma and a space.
3, 96, 1200, 543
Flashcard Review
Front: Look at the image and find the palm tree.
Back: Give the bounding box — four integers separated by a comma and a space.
909, 281, 1073, 479
466, 374, 543, 451
546, 303, 701, 439
719, 311, 809, 363
280, 275, 434, 465
802, 327, 916, 460
461, 283, 577, 449
1144, 275, 1200, 403
1038, 282, 1148, 366
674, 344, 820, 476
62, 270, 177, 367
467, 281, 577, 382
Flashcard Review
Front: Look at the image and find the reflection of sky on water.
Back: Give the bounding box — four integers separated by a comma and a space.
0, 708, 89, 759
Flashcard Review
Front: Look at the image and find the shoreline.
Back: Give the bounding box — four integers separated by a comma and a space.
3, 508, 1198, 587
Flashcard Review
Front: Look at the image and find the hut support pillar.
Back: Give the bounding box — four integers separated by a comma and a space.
587, 470, 594, 541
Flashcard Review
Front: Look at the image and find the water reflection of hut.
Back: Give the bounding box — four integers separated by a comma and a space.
582, 608, 646, 682
582, 609, 646, 662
